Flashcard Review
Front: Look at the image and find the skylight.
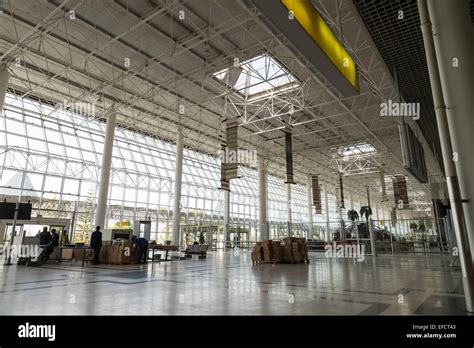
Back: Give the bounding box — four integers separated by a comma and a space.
213, 53, 299, 99
336, 142, 376, 157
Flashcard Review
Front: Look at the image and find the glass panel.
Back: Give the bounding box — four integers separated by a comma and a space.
44, 176, 62, 193
63, 178, 80, 194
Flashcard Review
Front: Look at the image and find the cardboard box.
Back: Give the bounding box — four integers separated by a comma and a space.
99, 246, 107, 263
61, 248, 74, 260
131, 246, 138, 264
284, 245, 293, 261
73, 248, 84, 260
251, 244, 264, 262
263, 244, 273, 262
117, 245, 131, 264
108, 245, 120, 263
271, 241, 283, 262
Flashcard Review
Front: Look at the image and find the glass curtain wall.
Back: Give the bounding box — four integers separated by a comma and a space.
1, 93, 352, 243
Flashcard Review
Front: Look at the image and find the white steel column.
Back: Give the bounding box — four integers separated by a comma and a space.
95, 110, 116, 229
324, 185, 330, 242
172, 130, 184, 245
258, 158, 268, 241
287, 183, 292, 236
0, 67, 10, 112
223, 189, 230, 249
428, 0, 474, 258
307, 175, 313, 239
418, 0, 474, 312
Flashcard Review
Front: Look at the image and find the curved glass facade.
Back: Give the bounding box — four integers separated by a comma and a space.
1, 94, 350, 243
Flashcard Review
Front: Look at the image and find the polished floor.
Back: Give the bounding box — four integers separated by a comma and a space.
0, 251, 466, 315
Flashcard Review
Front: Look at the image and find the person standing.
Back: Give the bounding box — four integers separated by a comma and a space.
184, 233, 190, 248
131, 235, 149, 263
199, 232, 205, 245
38, 227, 52, 263
90, 226, 102, 265
60, 229, 70, 245
236, 233, 241, 248
51, 229, 59, 248
50, 229, 60, 262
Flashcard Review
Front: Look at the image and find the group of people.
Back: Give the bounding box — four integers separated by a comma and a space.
36, 225, 149, 265
37, 227, 68, 263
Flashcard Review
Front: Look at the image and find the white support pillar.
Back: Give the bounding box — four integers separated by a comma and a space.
307, 175, 313, 240
428, 0, 474, 258
95, 110, 116, 229
258, 158, 268, 241
287, 183, 292, 237
0, 68, 10, 113
350, 193, 354, 210
172, 130, 184, 245
223, 189, 230, 249
324, 185, 330, 242
421, 0, 474, 312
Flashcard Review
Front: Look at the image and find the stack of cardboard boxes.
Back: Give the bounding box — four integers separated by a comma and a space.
59, 239, 138, 264
100, 239, 136, 264
271, 241, 285, 262
251, 238, 308, 264
284, 238, 293, 262
251, 242, 263, 262
289, 238, 307, 263
262, 240, 272, 262
99, 241, 112, 263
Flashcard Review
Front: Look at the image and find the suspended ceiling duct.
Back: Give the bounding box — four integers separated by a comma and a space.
0, 69, 10, 113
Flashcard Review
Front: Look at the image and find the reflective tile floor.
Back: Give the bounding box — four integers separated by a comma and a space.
0, 251, 467, 315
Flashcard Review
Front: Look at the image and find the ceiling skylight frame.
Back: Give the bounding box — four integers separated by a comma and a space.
213, 53, 300, 100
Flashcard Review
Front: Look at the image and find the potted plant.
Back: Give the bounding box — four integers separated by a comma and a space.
409, 222, 418, 232
359, 206, 372, 221
359, 206, 372, 240
418, 222, 426, 232
347, 209, 359, 222
347, 209, 359, 238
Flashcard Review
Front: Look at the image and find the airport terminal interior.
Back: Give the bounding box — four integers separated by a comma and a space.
0, 0, 473, 316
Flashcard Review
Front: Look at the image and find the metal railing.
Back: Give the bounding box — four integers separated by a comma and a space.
195, 217, 454, 257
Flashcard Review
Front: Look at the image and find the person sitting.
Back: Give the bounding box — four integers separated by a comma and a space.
131, 235, 149, 264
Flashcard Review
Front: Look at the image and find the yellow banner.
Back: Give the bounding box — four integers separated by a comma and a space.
281, 0, 359, 92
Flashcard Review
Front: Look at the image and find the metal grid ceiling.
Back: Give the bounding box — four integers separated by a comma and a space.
471, 0, 474, 21
353, 0, 443, 169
